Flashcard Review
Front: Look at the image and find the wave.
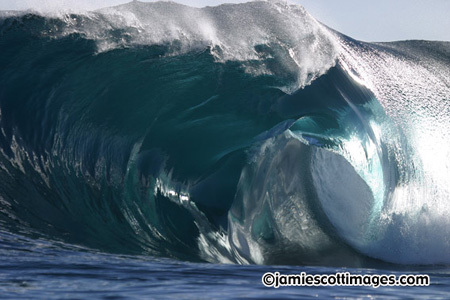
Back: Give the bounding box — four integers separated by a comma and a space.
0, 1, 449, 266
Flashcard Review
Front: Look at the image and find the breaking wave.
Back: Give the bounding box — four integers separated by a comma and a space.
0, 1, 449, 266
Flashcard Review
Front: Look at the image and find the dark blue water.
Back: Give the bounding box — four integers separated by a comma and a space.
1, 1, 449, 298
1, 230, 449, 299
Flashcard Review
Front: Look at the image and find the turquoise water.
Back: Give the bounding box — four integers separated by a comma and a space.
0, 1, 449, 298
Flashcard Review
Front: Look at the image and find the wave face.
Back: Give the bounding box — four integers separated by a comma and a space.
0, 1, 449, 266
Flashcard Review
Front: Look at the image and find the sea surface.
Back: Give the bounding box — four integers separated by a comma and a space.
1, 231, 449, 299
0, 1, 449, 299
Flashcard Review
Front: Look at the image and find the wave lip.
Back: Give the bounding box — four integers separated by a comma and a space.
1, 1, 338, 92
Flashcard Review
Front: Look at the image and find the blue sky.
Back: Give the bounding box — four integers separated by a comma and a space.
1, 0, 448, 42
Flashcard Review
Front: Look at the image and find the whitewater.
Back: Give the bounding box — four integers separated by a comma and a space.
0, 1, 449, 298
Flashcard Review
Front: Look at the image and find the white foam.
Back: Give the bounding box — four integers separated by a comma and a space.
16, 1, 338, 92
336, 38, 450, 264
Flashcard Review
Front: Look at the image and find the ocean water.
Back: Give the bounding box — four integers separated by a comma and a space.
1, 230, 449, 299
1, 230, 449, 300
0, 1, 449, 298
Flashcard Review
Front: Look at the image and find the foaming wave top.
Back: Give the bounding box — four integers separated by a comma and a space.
2, 1, 339, 92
